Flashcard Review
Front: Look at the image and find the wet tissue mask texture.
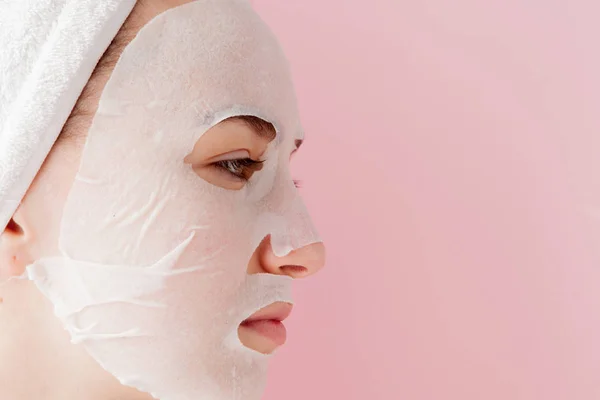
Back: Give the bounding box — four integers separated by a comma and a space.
18, 1, 322, 399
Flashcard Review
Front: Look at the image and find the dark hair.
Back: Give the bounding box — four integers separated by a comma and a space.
57, 3, 142, 143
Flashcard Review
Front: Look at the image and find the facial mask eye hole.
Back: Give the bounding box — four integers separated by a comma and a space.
289, 139, 304, 189
183, 115, 276, 190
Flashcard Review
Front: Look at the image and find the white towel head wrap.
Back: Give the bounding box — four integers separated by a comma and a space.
0, 0, 136, 232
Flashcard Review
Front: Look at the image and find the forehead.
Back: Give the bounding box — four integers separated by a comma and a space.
141, 1, 304, 139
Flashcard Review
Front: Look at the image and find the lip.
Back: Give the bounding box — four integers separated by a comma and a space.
239, 302, 293, 348
242, 302, 293, 323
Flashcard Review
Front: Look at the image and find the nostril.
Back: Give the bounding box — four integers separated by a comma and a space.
6, 219, 23, 235
280, 265, 308, 277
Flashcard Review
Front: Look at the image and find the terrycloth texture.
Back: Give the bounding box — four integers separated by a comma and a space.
0, 0, 136, 232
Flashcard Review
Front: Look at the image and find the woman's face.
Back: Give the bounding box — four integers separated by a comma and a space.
0, 1, 325, 398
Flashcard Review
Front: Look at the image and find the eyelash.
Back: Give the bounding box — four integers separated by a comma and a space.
213, 158, 302, 188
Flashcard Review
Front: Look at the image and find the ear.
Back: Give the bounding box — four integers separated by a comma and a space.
0, 208, 34, 279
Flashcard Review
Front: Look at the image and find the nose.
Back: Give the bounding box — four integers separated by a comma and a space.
247, 235, 326, 278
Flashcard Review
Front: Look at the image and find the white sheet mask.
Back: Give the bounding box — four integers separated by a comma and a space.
15, 1, 322, 399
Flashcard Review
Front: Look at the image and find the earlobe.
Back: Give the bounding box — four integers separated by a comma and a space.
0, 213, 33, 279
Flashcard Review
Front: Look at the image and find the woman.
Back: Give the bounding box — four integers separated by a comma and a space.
0, 0, 326, 399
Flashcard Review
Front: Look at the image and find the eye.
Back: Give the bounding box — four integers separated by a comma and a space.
212, 158, 264, 182
212, 158, 303, 189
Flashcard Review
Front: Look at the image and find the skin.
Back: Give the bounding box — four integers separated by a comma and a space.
0, 1, 326, 399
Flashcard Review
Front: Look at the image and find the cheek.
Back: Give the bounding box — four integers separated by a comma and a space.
22, 143, 82, 258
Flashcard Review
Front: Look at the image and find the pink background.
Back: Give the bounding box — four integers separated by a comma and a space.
253, 1, 600, 399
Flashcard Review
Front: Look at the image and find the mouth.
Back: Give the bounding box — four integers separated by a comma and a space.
238, 302, 293, 350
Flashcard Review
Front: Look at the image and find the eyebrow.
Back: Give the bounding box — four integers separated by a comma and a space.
227, 115, 304, 150
231, 115, 277, 142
